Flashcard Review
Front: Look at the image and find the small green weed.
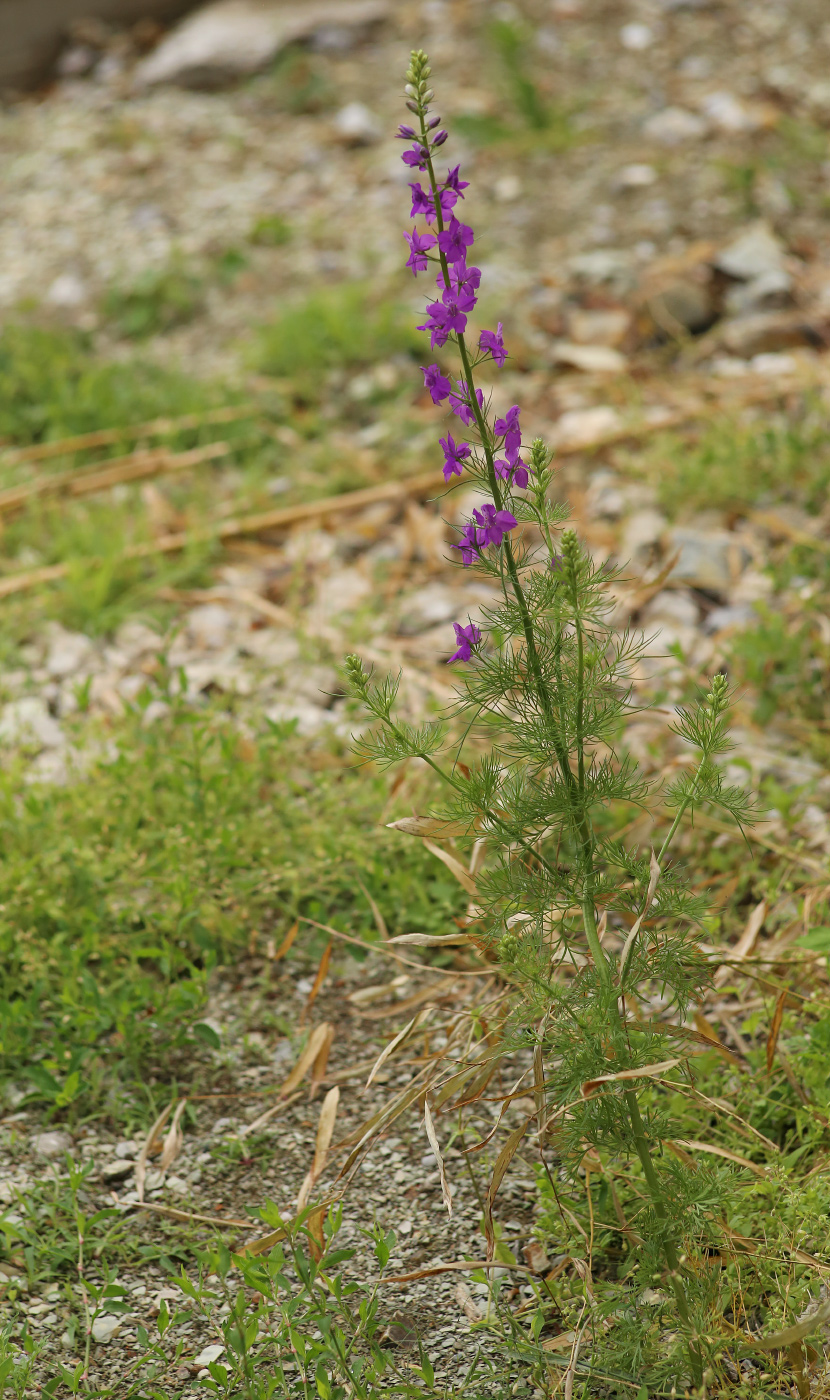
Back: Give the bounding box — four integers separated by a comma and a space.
249, 215, 292, 247
0, 703, 462, 1120
252, 283, 422, 387
641, 404, 830, 517
268, 46, 336, 115
102, 261, 204, 339
0, 326, 216, 447
454, 20, 578, 151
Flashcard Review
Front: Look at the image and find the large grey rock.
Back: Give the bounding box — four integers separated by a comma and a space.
134, 0, 389, 89
33, 1130, 73, 1158
715, 221, 786, 281
668, 527, 751, 594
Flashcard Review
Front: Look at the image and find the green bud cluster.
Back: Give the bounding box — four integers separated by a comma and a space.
405, 50, 433, 115
498, 930, 521, 964
705, 671, 729, 716
343, 653, 369, 698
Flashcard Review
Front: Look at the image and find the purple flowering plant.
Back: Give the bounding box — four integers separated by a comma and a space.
346, 50, 761, 1395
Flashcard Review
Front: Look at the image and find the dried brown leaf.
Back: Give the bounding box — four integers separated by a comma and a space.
311, 1023, 335, 1093
744, 1298, 830, 1353
714, 898, 767, 987
135, 1102, 173, 1204
297, 1087, 340, 1210
159, 1099, 187, 1172
766, 986, 788, 1075
387, 815, 470, 838
619, 849, 661, 980
302, 941, 332, 1023
581, 1058, 682, 1098
424, 1099, 453, 1218
271, 921, 299, 961
389, 932, 472, 946
281, 1023, 333, 1096
366, 1007, 432, 1088
455, 1279, 482, 1322
422, 840, 478, 897
356, 879, 389, 941
484, 1119, 528, 1260
671, 1139, 769, 1177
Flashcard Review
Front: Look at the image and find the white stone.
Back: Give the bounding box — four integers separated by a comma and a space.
614, 163, 657, 190
397, 583, 457, 635
668, 527, 750, 594
494, 174, 522, 202
643, 107, 707, 145
185, 604, 235, 650
333, 102, 381, 145
165, 1175, 189, 1197
700, 91, 759, 133
552, 405, 621, 450
0, 698, 64, 750
265, 698, 329, 735
192, 1344, 225, 1369
45, 627, 95, 680
91, 1314, 121, 1344
101, 1159, 135, 1182
552, 342, 627, 374
113, 621, 162, 663
566, 308, 630, 346
622, 509, 667, 557
620, 22, 654, 49
724, 267, 792, 315
642, 590, 700, 628
715, 221, 785, 281
33, 1130, 73, 1158
750, 351, 797, 377
135, 0, 389, 88
46, 274, 86, 307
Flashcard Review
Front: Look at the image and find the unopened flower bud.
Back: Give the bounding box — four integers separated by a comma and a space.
423, 88, 434, 101
404, 83, 418, 97
405, 100, 420, 113
426, 113, 441, 129
431, 129, 449, 147
498, 931, 521, 965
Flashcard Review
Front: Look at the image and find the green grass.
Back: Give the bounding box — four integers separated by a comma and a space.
101, 261, 204, 340
0, 701, 463, 1125
251, 282, 423, 387
0, 326, 217, 447
636, 403, 830, 518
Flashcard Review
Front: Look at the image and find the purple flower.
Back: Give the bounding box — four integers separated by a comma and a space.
409, 183, 434, 220
437, 215, 474, 264
479, 322, 507, 367
404, 227, 437, 275
443, 166, 470, 198
439, 262, 481, 301
449, 380, 485, 426
448, 621, 482, 663
418, 301, 451, 349
422, 363, 452, 404
439, 433, 471, 482
431, 129, 449, 148
494, 405, 521, 460
472, 503, 518, 548
426, 114, 442, 130
436, 187, 459, 219
495, 457, 529, 489
396, 124, 417, 140
402, 142, 430, 169
451, 522, 481, 567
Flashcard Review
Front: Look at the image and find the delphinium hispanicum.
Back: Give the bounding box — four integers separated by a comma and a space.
345, 50, 756, 1393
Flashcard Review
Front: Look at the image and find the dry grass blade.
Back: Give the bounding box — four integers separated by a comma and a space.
0, 442, 230, 517
338, 1078, 432, 1179
386, 1260, 533, 1283
356, 879, 390, 941
0, 405, 253, 466
126, 1200, 252, 1229
484, 1119, 529, 1260
311, 1023, 335, 1094
714, 899, 767, 987
158, 585, 292, 628
670, 1139, 769, 1176
238, 1090, 303, 1138
160, 1098, 187, 1172
353, 976, 459, 1021
455, 1279, 483, 1322
766, 986, 788, 1074
281, 1023, 333, 1096
387, 815, 471, 838
424, 1099, 453, 1217
389, 932, 472, 946
581, 1058, 683, 1097
302, 940, 332, 1024
297, 1087, 340, 1210
563, 1316, 587, 1400
618, 849, 661, 981
744, 1298, 830, 1353
271, 920, 300, 962
422, 839, 478, 896
366, 1007, 432, 1088
135, 1102, 174, 1203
